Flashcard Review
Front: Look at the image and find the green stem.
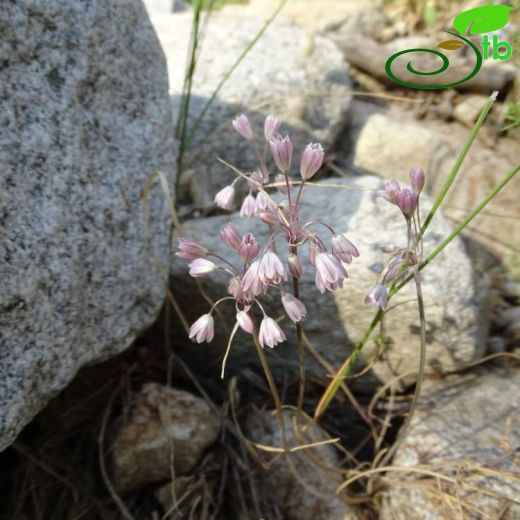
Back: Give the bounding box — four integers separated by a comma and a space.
184, 0, 288, 148
419, 92, 497, 239
380, 268, 426, 467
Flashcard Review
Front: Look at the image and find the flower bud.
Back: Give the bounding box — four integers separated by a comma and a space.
300, 142, 324, 180
176, 238, 208, 260
409, 166, 425, 195
232, 114, 253, 140
236, 310, 254, 334
264, 114, 281, 140
282, 293, 307, 323
220, 223, 242, 250
397, 187, 417, 219
269, 134, 294, 172
287, 254, 303, 278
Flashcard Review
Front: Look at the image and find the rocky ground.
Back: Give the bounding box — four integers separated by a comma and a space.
0, 0, 518, 519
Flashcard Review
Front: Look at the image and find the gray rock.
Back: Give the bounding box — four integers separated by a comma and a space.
379, 368, 520, 520
245, 409, 359, 519
150, 9, 352, 207
0, 0, 175, 451
111, 383, 221, 492
171, 176, 487, 390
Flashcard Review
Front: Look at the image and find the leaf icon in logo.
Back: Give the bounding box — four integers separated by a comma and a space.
437, 40, 465, 50
453, 5, 512, 35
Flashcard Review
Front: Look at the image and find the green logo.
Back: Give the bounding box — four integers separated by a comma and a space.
385, 5, 513, 89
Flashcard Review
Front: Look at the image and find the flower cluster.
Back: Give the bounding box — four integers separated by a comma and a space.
365, 167, 426, 310
176, 114, 359, 349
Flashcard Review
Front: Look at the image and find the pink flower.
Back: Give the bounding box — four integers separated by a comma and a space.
258, 210, 280, 226
232, 114, 253, 140
215, 185, 235, 210
397, 187, 417, 219
241, 260, 265, 297
300, 143, 324, 180
282, 294, 307, 322
269, 134, 294, 172
258, 251, 286, 284
314, 252, 347, 293
331, 234, 359, 264
176, 238, 208, 260
287, 253, 303, 278
254, 191, 273, 213
228, 277, 245, 300
189, 258, 217, 278
378, 180, 401, 205
220, 223, 242, 250
409, 166, 425, 194
236, 310, 254, 334
239, 232, 260, 262
240, 193, 256, 218
264, 114, 281, 140
258, 316, 286, 348
189, 314, 214, 343
309, 238, 326, 266
365, 284, 388, 310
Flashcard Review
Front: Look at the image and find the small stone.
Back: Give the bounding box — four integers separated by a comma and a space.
245, 409, 359, 520
111, 384, 220, 492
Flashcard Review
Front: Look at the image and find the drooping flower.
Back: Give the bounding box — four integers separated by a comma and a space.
314, 252, 347, 292
240, 193, 256, 218
232, 114, 253, 140
365, 284, 389, 310
189, 314, 215, 343
264, 114, 281, 140
258, 316, 286, 348
215, 185, 235, 210
282, 293, 307, 322
241, 260, 265, 297
300, 143, 324, 180
220, 223, 242, 250
236, 310, 254, 334
176, 238, 208, 260
331, 234, 359, 264
189, 258, 217, 278
258, 251, 286, 284
269, 134, 294, 172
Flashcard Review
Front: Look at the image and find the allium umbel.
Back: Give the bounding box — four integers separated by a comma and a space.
367, 167, 426, 312
178, 114, 358, 360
